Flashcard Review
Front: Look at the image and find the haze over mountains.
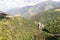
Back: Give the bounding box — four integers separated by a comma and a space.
6, 0, 60, 19
0, 0, 60, 40
31, 8, 60, 23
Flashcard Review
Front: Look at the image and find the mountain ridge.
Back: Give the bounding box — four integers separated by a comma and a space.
6, 1, 60, 19
30, 8, 60, 24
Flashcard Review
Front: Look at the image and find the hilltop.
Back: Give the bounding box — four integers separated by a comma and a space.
0, 11, 37, 40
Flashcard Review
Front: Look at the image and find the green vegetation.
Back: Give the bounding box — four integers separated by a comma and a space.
31, 8, 60, 24
0, 17, 37, 40
31, 8, 60, 40
32, 16, 60, 40
45, 16, 60, 34
44, 16, 60, 40
0, 8, 60, 40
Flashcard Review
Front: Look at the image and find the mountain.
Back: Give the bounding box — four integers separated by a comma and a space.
0, 11, 46, 40
6, 0, 60, 19
1, 11, 60, 40
31, 8, 60, 24
0, 11, 37, 40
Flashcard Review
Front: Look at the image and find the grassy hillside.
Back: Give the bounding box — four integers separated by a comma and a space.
29, 8, 60, 40
0, 12, 48, 40
0, 8, 60, 40
31, 8, 60, 24
0, 16, 37, 40
44, 16, 60, 40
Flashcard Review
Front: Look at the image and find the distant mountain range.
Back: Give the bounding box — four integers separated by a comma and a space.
31, 8, 60, 24
6, 0, 60, 19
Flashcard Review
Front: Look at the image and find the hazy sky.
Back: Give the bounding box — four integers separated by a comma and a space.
0, 0, 60, 11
